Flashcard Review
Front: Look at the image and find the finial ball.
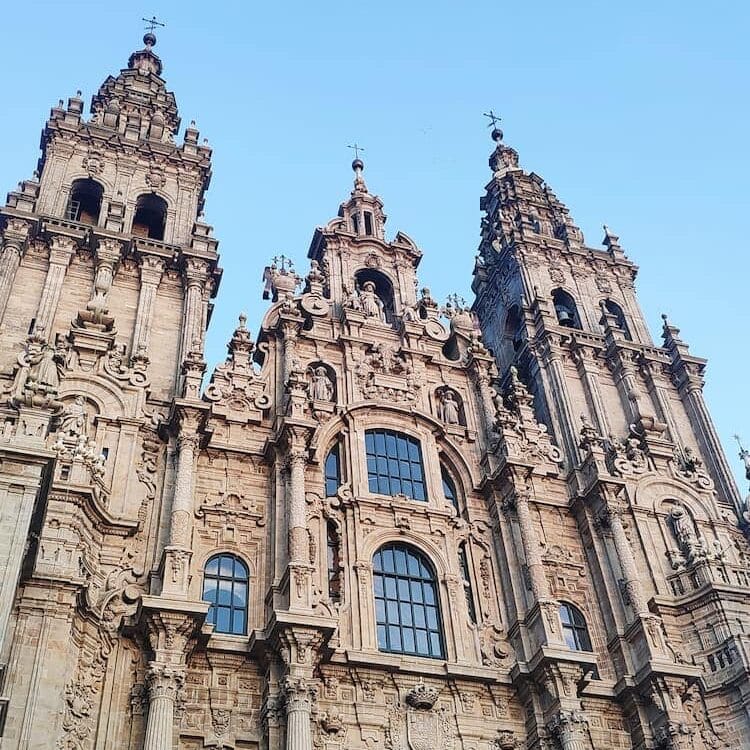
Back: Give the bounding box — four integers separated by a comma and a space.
352, 158, 364, 173
143, 32, 157, 48
491, 127, 504, 143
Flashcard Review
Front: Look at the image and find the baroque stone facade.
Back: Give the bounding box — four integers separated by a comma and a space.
0, 34, 748, 750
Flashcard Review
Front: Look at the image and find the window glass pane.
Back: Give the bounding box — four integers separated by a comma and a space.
203, 583, 218, 603
413, 606, 426, 628
218, 579, 232, 605
374, 575, 384, 595
216, 607, 231, 632
377, 625, 388, 649
411, 580, 423, 603
379, 476, 391, 494
426, 607, 438, 629
386, 433, 397, 456
385, 577, 397, 598
430, 632, 443, 656
412, 482, 425, 501
403, 629, 415, 652
407, 554, 420, 577
387, 600, 399, 622
400, 602, 413, 626
375, 432, 386, 454
389, 626, 402, 651
234, 560, 248, 579
408, 441, 420, 461
397, 578, 410, 598
423, 584, 435, 605
232, 610, 245, 634
375, 599, 386, 621
400, 480, 413, 498
563, 628, 578, 651
365, 432, 374, 452
416, 630, 429, 654
205, 558, 219, 574
219, 556, 234, 577
233, 582, 247, 605
382, 549, 394, 573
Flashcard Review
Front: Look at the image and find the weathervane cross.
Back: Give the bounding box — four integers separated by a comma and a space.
483, 110, 502, 129
142, 15, 166, 33
348, 143, 365, 160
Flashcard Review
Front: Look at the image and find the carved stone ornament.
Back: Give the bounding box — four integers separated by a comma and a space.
10, 332, 64, 412
405, 679, 439, 710
606, 430, 649, 477
354, 343, 419, 403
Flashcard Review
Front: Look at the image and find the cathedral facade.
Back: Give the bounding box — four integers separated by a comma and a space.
0, 33, 748, 750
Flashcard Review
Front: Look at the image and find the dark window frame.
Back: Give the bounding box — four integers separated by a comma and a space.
560, 602, 593, 652
202, 553, 249, 636
365, 429, 426, 501
373, 543, 445, 659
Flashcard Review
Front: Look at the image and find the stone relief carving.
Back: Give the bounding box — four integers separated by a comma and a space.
309, 366, 334, 402
354, 343, 418, 403
436, 387, 461, 425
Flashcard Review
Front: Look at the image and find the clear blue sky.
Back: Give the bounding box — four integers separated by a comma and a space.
2, 1, 749, 489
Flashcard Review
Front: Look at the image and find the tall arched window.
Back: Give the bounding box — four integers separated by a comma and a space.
66, 179, 103, 225
602, 299, 632, 341
441, 465, 458, 510
373, 543, 444, 658
365, 429, 426, 501
202, 554, 248, 635
552, 289, 581, 329
324, 442, 341, 497
560, 602, 592, 651
132, 193, 167, 240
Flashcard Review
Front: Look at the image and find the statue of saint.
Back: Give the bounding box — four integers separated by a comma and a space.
310, 367, 334, 401
360, 281, 385, 321
438, 390, 460, 425
59, 395, 87, 438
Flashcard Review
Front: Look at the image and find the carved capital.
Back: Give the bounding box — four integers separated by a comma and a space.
282, 675, 318, 713
139, 254, 166, 285
48, 234, 78, 265
146, 662, 185, 701
183, 257, 209, 289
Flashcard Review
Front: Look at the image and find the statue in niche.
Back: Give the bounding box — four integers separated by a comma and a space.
437, 389, 460, 425
359, 281, 385, 321
310, 366, 334, 402
59, 395, 88, 439
669, 505, 707, 564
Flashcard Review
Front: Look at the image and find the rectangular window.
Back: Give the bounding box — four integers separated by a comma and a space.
364, 211, 373, 235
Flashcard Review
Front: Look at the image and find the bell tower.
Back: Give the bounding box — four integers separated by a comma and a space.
472, 123, 750, 748
0, 31, 220, 746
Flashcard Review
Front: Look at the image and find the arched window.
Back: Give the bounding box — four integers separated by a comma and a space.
66, 179, 103, 225
324, 442, 341, 497
458, 543, 477, 624
373, 543, 444, 658
552, 289, 581, 329
560, 602, 592, 651
202, 554, 248, 635
441, 465, 458, 510
327, 521, 342, 603
602, 299, 632, 341
365, 429, 426, 501
132, 193, 167, 240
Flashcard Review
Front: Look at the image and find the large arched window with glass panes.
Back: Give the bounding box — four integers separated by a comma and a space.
373, 543, 444, 659
365, 429, 426, 500
202, 554, 249, 635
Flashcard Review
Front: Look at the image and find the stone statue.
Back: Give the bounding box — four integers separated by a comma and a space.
59, 395, 87, 439
437, 389, 460, 425
310, 366, 334, 402
359, 281, 385, 321
342, 284, 362, 312
670, 505, 705, 564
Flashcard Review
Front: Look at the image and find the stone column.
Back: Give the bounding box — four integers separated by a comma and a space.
283, 676, 315, 750
84, 238, 122, 319
143, 663, 184, 750
35, 234, 77, 335
601, 499, 647, 616
541, 345, 580, 465
547, 709, 591, 750
131, 255, 165, 363
287, 447, 308, 564
179, 258, 208, 367
0, 218, 31, 322
162, 429, 200, 597
571, 345, 611, 438
511, 491, 549, 599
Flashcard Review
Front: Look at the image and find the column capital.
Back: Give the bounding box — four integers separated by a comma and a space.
2, 217, 33, 250
139, 254, 167, 284
48, 234, 78, 264
146, 661, 186, 701
182, 256, 209, 288
282, 675, 318, 711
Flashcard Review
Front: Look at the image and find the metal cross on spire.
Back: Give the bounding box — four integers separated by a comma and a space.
142, 16, 166, 33
483, 110, 502, 130
348, 143, 365, 160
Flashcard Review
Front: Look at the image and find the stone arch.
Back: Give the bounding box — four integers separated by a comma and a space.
58, 375, 128, 420
551, 287, 582, 329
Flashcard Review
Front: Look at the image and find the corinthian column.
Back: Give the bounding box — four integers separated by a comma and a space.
0, 219, 31, 322
283, 676, 315, 750
162, 427, 200, 597
547, 709, 591, 750
511, 491, 549, 599
601, 500, 647, 616
287, 446, 309, 570
143, 663, 185, 750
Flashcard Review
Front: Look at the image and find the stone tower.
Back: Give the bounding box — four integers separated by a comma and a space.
0, 32, 220, 747
471, 125, 750, 748
1, 32, 749, 750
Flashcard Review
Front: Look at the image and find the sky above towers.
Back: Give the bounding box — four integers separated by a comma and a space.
2, 0, 749, 487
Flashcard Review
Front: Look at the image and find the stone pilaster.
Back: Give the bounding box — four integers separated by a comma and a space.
0, 218, 32, 322
179, 258, 208, 366
162, 409, 202, 598
130, 255, 165, 365
34, 234, 77, 336
82, 237, 122, 323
